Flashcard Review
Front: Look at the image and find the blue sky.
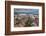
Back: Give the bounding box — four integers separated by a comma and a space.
14, 8, 39, 15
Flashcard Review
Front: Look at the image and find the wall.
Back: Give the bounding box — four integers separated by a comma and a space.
0, 0, 46, 36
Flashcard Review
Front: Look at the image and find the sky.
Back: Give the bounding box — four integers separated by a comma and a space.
14, 8, 39, 15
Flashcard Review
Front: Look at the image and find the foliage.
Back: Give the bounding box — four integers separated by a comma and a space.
24, 17, 34, 27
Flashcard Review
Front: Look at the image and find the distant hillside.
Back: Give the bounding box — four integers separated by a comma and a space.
14, 12, 39, 15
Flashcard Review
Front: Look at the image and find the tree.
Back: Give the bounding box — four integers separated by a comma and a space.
24, 16, 34, 27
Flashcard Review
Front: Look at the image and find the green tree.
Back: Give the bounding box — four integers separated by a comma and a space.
25, 17, 34, 27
